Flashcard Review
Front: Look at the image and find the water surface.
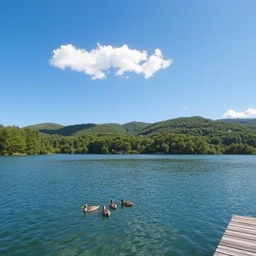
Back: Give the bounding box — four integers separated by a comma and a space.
1, 154, 256, 255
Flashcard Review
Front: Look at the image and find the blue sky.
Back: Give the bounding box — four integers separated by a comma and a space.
0, 0, 256, 126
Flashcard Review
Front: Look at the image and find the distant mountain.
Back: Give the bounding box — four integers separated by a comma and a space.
75, 123, 127, 136
123, 122, 151, 134
218, 118, 256, 129
25, 117, 256, 137
28, 123, 127, 136
44, 123, 97, 136
138, 116, 253, 136
25, 123, 64, 131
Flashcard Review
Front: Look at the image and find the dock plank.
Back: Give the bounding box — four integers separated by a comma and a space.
225, 230, 256, 242
231, 217, 256, 227
214, 215, 256, 256
217, 245, 256, 256
228, 224, 256, 234
233, 215, 256, 224
220, 236, 256, 251
214, 253, 230, 256
228, 221, 256, 230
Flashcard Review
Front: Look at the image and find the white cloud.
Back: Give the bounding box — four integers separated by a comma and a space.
50, 43, 172, 79
222, 108, 256, 118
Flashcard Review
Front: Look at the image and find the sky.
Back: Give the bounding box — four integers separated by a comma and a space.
0, 0, 256, 127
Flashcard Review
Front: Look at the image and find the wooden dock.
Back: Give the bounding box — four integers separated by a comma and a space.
214, 215, 256, 256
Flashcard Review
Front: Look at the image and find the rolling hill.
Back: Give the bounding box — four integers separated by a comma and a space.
74, 123, 127, 136
26, 123, 127, 136
218, 118, 256, 129
123, 121, 151, 134
25, 117, 256, 138
137, 116, 254, 136
25, 123, 64, 131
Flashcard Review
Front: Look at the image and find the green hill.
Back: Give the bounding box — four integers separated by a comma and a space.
25, 123, 64, 131
138, 116, 253, 136
24, 117, 256, 142
26, 121, 150, 136
31, 123, 127, 136
45, 124, 97, 136
75, 123, 127, 135
218, 118, 256, 129
123, 121, 151, 134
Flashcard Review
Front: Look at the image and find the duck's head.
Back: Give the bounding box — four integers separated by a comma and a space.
110, 200, 113, 203
121, 200, 124, 203
103, 206, 106, 210
81, 203, 88, 209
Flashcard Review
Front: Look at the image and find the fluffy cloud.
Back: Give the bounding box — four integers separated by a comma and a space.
222, 108, 256, 118
50, 44, 172, 79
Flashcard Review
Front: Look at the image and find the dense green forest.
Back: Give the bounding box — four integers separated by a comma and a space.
218, 118, 256, 129
1, 117, 256, 155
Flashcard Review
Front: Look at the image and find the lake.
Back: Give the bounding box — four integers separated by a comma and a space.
1, 154, 256, 256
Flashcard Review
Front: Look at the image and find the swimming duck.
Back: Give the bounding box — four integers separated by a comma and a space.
102, 206, 111, 217
109, 200, 117, 209
121, 199, 133, 207
81, 203, 100, 213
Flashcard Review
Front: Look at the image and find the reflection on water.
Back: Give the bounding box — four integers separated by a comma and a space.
1, 154, 256, 255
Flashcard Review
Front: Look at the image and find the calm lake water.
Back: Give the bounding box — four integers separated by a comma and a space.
1, 154, 256, 256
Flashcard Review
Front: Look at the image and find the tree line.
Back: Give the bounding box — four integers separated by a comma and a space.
0, 126, 256, 155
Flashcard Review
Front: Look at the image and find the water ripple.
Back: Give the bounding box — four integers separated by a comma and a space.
1, 154, 256, 255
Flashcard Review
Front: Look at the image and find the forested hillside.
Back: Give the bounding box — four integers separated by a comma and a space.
26, 123, 129, 136
218, 118, 256, 129
1, 117, 256, 155
123, 122, 151, 134
25, 117, 256, 137
138, 116, 253, 135
25, 123, 64, 131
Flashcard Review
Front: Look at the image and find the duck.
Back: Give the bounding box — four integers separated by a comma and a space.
121, 199, 133, 207
102, 206, 111, 217
109, 200, 117, 209
81, 203, 100, 213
